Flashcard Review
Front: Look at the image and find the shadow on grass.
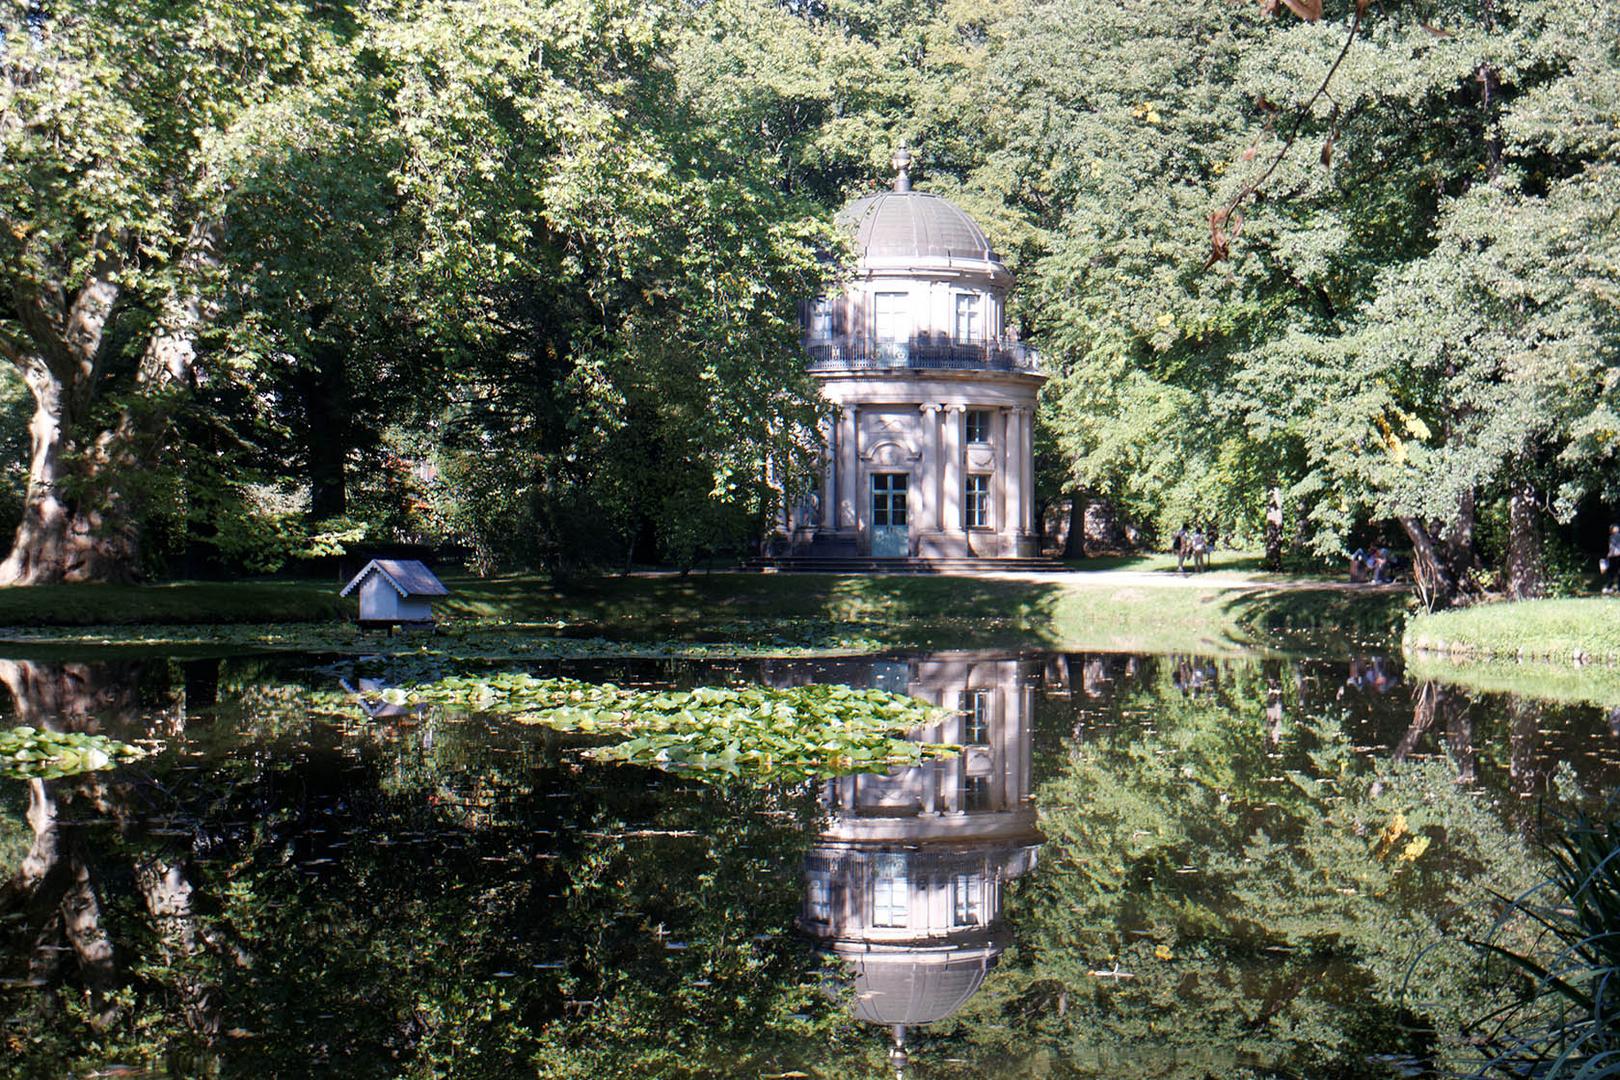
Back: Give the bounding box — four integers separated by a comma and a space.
440, 572, 1074, 650
466, 572, 1410, 657
1218, 586, 1410, 656
0, 580, 348, 627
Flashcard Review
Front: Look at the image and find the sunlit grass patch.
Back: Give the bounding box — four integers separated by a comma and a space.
1405, 597, 1620, 665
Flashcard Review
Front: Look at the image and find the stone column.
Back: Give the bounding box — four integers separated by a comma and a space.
991, 686, 1008, 809
1014, 405, 1034, 539
942, 405, 964, 534
820, 417, 837, 531
837, 405, 858, 531
918, 403, 941, 535
995, 408, 1011, 549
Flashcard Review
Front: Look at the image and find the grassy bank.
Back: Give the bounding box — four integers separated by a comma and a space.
1406, 653, 1620, 710
0, 579, 348, 626
1404, 597, 1620, 665
0, 570, 1408, 658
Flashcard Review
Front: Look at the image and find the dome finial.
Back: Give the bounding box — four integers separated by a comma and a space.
889, 1024, 909, 1076
892, 144, 913, 193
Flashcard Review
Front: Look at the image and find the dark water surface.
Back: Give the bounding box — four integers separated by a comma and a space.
2, 649, 1617, 1078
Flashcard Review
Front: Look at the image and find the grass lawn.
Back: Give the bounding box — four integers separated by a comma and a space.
0, 568, 1409, 658
1403, 597, 1620, 665
1060, 550, 1339, 581
0, 578, 348, 626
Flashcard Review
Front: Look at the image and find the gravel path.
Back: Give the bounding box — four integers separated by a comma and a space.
942, 567, 1408, 593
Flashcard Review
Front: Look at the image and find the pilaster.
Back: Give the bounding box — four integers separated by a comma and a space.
1010, 405, 1032, 539
995, 408, 1011, 544
918, 403, 941, 532
942, 405, 965, 533
837, 405, 858, 531
821, 416, 837, 531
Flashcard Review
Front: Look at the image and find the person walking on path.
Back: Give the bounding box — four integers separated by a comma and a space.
1173, 526, 1189, 573
1189, 530, 1209, 572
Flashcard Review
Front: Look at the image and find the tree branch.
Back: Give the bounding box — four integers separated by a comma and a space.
1207, 1, 1367, 268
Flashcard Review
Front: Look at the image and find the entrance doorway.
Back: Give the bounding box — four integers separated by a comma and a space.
870, 472, 909, 558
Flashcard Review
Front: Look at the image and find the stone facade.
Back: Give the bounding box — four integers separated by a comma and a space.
785, 150, 1044, 560
767, 654, 1044, 1060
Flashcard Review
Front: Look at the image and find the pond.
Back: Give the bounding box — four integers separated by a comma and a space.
2, 647, 1617, 1077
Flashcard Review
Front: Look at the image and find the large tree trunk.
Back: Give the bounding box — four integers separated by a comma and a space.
1441, 486, 1480, 592
302, 339, 350, 521
1263, 485, 1284, 571
0, 261, 140, 584
1506, 480, 1546, 600
1398, 516, 1456, 609
0, 221, 217, 585
0, 374, 139, 584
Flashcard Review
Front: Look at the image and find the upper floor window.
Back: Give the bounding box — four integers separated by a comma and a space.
807, 877, 831, 924
961, 689, 991, 743
961, 774, 992, 812
951, 873, 984, 927
965, 410, 991, 444
872, 853, 909, 927
954, 293, 983, 343
808, 298, 835, 340
873, 292, 910, 343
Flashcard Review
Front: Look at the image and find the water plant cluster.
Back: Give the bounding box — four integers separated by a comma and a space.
0, 726, 146, 780
1466, 811, 1620, 1077
347, 674, 954, 781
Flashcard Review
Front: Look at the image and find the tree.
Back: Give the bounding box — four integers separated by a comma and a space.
0, 0, 353, 582
360, 0, 839, 571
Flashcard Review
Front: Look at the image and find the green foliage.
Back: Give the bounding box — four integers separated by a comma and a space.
345, 674, 954, 782
0, 794, 29, 873
0, 726, 144, 780
953, 672, 1546, 1076
1463, 812, 1620, 1077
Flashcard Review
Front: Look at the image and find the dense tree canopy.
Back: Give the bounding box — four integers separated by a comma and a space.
0, 0, 1613, 591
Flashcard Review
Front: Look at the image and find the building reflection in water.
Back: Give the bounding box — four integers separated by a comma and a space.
765, 654, 1046, 1070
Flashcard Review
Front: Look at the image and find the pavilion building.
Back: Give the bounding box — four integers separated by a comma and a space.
782, 149, 1046, 563
770, 654, 1044, 1070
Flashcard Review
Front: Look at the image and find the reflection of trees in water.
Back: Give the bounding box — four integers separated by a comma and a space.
0, 659, 144, 734
0, 651, 1612, 1077
0, 662, 874, 1076
946, 679, 1550, 1077
0, 659, 222, 1050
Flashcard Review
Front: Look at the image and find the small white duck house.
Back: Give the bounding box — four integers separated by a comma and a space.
340, 559, 449, 628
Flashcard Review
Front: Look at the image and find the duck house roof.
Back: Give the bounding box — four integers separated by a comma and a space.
340, 559, 450, 599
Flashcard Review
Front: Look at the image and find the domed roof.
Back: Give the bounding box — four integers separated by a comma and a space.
836, 191, 999, 263
847, 952, 997, 1026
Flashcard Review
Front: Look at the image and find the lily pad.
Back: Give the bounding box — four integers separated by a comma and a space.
0, 727, 146, 781
344, 674, 957, 782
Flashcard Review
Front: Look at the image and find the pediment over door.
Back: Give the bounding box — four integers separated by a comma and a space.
864, 439, 920, 467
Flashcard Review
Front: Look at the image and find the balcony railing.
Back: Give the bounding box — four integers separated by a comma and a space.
804, 336, 1041, 375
